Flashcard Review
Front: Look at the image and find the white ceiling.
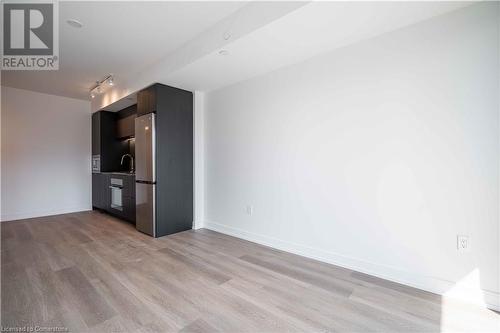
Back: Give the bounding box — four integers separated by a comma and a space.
1, 1, 247, 100
2, 1, 474, 104
164, 1, 473, 91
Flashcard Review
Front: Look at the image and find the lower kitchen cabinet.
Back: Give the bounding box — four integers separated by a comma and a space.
92, 173, 109, 210
122, 195, 136, 221
92, 173, 135, 223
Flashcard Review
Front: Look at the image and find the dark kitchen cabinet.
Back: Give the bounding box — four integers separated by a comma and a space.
92, 111, 128, 171
137, 85, 157, 116
117, 115, 135, 139
155, 84, 193, 237
116, 104, 137, 139
122, 195, 136, 222
91, 174, 100, 209
91, 112, 100, 155
121, 175, 136, 198
92, 173, 109, 210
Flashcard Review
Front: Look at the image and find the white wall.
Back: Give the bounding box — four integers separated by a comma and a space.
1, 86, 92, 221
204, 3, 499, 309
193, 91, 205, 229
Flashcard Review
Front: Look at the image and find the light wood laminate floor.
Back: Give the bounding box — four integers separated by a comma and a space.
1, 211, 498, 332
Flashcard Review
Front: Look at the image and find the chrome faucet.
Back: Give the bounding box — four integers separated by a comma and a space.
121, 154, 134, 173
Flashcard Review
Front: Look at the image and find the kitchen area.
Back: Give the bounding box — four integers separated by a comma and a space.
91, 83, 193, 238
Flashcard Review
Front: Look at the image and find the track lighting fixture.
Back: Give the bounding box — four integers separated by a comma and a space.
89, 74, 114, 99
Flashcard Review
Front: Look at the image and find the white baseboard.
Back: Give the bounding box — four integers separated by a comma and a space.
204, 221, 499, 312
0, 205, 92, 222
193, 220, 205, 230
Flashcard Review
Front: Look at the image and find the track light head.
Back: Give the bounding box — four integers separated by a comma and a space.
89, 74, 114, 100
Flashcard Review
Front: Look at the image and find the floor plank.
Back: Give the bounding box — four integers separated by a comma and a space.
56, 266, 117, 327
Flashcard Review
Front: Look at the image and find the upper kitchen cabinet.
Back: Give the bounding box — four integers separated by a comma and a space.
137, 85, 157, 116
91, 111, 101, 155
92, 111, 128, 172
116, 104, 137, 139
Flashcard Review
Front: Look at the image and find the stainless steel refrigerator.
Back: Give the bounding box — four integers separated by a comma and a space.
135, 113, 156, 236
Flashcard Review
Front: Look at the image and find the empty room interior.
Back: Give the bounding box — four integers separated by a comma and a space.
1, 1, 499, 332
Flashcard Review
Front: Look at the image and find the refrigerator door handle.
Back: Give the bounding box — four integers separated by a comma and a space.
136, 180, 156, 185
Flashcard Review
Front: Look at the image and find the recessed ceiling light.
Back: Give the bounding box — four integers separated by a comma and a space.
66, 19, 83, 28
219, 50, 229, 56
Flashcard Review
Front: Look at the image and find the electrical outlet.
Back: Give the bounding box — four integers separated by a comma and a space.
245, 205, 253, 216
457, 235, 470, 252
